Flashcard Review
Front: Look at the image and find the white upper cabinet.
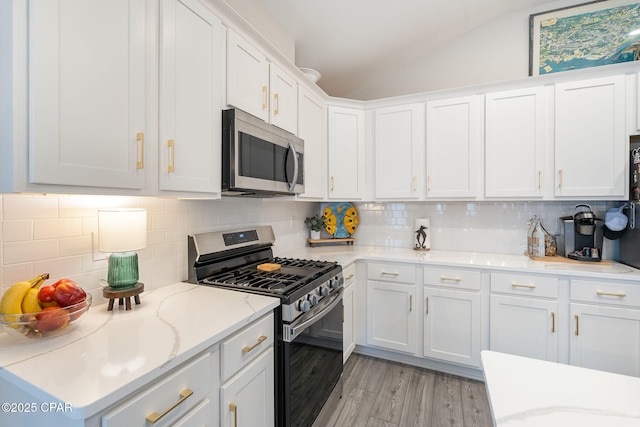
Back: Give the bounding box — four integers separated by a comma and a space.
269, 63, 298, 134
485, 86, 550, 198
374, 103, 425, 199
554, 75, 627, 198
29, 0, 148, 190
226, 30, 269, 122
327, 106, 366, 200
226, 29, 298, 134
426, 95, 483, 199
297, 88, 326, 199
159, 0, 222, 194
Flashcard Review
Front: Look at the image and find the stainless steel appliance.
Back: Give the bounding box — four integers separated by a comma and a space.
559, 204, 604, 261
619, 136, 640, 269
188, 226, 343, 427
222, 108, 304, 197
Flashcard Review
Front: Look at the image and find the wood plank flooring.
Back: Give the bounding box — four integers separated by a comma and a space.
312, 354, 494, 427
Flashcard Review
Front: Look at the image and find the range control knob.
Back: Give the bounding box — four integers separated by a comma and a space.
330, 277, 341, 290
320, 286, 330, 297
308, 294, 318, 306
297, 299, 310, 313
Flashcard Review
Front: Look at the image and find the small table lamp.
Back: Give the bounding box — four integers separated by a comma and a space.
98, 208, 147, 289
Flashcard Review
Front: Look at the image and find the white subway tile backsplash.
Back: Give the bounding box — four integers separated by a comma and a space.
34, 218, 83, 239
3, 196, 58, 219
2, 220, 32, 242
59, 235, 92, 257
4, 240, 59, 264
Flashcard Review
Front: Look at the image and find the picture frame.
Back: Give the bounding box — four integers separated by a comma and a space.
529, 0, 640, 75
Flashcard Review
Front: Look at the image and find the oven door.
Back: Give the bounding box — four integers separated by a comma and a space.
281, 289, 343, 427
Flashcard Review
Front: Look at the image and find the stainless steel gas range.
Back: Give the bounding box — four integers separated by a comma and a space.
187, 226, 343, 427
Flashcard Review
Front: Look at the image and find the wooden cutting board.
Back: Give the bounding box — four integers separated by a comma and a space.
257, 263, 281, 272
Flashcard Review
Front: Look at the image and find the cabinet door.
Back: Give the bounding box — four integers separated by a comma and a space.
221, 348, 274, 427
226, 30, 269, 121
485, 87, 549, 198
490, 294, 558, 362
366, 280, 416, 354
327, 106, 366, 200
297, 89, 326, 199
426, 95, 483, 198
570, 303, 640, 377
269, 63, 297, 134
374, 103, 425, 199
555, 75, 626, 198
29, 0, 147, 189
159, 0, 221, 194
343, 282, 355, 363
423, 287, 481, 367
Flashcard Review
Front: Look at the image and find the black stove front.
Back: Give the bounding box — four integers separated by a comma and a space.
188, 227, 344, 427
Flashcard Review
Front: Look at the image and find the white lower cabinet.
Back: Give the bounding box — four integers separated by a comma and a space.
489, 273, 559, 362
343, 264, 356, 362
366, 263, 417, 354
570, 280, 640, 377
220, 348, 274, 427
423, 267, 482, 367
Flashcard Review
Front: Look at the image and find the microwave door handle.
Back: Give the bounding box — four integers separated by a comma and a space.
631, 202, 636, 230
287, 142, 299, 192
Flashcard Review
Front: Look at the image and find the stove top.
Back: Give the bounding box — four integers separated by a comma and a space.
201, 257, 337, 294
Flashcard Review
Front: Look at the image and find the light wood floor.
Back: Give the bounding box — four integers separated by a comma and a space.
312, 353, 494, 427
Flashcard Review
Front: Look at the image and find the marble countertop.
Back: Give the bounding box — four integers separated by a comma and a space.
481, 350, 640, 426
274, 245, 640, 281
0, 282, 279, 420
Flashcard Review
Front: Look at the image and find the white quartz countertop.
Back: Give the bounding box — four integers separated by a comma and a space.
274, 245, 640, 280
0, 282, 279, 420
481, 350, 640, 426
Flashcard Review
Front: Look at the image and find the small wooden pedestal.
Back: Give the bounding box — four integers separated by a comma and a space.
103, 282, 144, 311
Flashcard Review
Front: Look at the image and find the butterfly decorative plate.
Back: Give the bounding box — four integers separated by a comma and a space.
322, 202, 359, 238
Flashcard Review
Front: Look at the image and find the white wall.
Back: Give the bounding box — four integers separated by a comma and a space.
0, 194, 316, 305
347, 0, 586, 100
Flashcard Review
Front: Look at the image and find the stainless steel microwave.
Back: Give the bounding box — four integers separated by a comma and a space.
222, 108, 304, 197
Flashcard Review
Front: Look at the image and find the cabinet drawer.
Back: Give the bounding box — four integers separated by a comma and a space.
221, 313, 274, 382
491, 273, 558, 298
102, 351, 212, 427
424, 267, 481, 291
367, 262, 415, 284
571, 280, 640, 307
343, 263, 356, 288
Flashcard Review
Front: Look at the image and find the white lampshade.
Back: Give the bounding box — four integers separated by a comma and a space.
98, 209, 147, 253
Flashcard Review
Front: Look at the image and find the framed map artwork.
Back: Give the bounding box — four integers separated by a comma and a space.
529, 0, 640, 75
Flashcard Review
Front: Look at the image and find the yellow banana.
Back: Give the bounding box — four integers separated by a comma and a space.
1, 273, 50, 316
21, 288, 42, 314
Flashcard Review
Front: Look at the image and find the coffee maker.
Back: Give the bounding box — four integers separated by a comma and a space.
559, 204, 604, 261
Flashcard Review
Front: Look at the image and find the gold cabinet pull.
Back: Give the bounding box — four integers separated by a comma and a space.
558, 169, 563, 188
413, 176, 417, 191
273, 93, 279, 115
512, 283, 536, 289
551, 311, 555, 333
146, 388, 193, 423
167, 139, 175, 173
330, 176, 335, 192
596, 290, 627, 297
575, 314, 579, 336
229, 402, 238, 427
261, 86, 268, 109
425, 297, 429, 315
136, 132, 145, 169
441, 276, 462, 282
242, 335, 267, 353
409, 295, 413, 312
344, 274, 354, 281
538, 170, 542, 189
427, 175, 432, 191
381, 271, 400, 276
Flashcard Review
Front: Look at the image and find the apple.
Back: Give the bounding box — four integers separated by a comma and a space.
38, 285, 58, 308
35, 306, 69, 332
52, 280, 86, 308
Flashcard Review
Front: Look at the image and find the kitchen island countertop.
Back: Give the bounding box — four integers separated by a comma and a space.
0, 282, 279, 422
275, 245, 640, 280
481, 350, 640, 426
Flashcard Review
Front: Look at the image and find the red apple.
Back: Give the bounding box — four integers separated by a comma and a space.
53, 281, 86, 307
35, 306, 69, 332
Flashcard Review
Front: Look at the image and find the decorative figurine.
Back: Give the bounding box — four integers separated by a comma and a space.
414, 218, 431, 251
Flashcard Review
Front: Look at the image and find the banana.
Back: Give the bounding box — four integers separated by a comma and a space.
0, 273, 50, 316
21, 288, 42, 314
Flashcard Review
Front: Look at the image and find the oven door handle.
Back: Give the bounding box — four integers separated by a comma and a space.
284, 288, 343, 342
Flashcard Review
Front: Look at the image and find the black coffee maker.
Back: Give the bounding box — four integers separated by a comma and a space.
559, 204, 604, 261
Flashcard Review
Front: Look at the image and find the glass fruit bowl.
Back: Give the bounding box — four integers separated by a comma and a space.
0, 293, 92, 339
